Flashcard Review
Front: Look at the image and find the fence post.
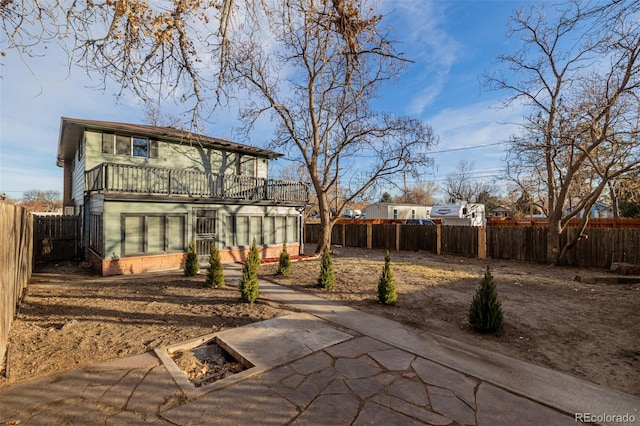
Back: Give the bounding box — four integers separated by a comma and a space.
436, 224, 441, 255
478, 226, 487, 259
395, 224, 400, 251
366, 223, 372, 249
342, 223, 346, 247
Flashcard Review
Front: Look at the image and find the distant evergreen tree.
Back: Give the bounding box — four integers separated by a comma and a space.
378, 251, 397, 305
239, 239, 261, 303
184, 239, 199, 276
276, 243, 291, 276
469, 266, 504, 333
206, 242, 225, 288
317, 245, 335, 289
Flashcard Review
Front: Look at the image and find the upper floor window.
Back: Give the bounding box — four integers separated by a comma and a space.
102, 133, 158, 158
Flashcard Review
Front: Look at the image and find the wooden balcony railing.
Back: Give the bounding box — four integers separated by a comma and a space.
85, 163, 309, 204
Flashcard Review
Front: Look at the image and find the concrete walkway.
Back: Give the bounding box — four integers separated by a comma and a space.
1, 270, 638, 425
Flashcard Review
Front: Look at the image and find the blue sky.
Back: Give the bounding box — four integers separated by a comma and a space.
0, 1, 528, 202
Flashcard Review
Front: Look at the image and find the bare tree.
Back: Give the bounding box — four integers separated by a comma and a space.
228, 0, 436, 252
488, 1, 640, 264
2, 0, 378, 126
21, 189, 61, 212
443, 160, 494, 204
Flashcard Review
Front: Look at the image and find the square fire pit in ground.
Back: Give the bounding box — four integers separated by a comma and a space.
155, 313, 353, 397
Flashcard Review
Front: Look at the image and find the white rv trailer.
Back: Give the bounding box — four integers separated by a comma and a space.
430, 202, 486, 226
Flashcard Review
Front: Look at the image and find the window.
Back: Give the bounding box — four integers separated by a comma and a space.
264, 216, 275, 245
116, 134, 131, 155
102, 132, 158, 158
411, 209, 416, 219
250, 216, 263, 245
238, 155, 256, 177
275, 216, 286, 243
286, 216, 298, 243
122, 214, 186, 256
393, 209, 398, 219
133, 137, 149, 157
102, 133, 114, 153
236, 216, 250, 247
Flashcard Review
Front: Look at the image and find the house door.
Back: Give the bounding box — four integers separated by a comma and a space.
194, 209, 216, 265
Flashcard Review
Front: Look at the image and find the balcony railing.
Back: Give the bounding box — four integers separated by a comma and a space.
85, 163, 309, 204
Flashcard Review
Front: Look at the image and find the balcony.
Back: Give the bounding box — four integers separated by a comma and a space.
85, 163, 309, 205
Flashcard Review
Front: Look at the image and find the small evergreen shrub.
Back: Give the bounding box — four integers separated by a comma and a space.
239, 239, 261, 303
378, 251, 397, 305
468, 266, 504, 333
184, 239, 199, 276
317, 245, 335, 290
276, 243, 291, 276
206, 243, 225, 288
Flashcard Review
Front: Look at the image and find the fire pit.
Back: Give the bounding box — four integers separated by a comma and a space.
169, 339, 247, 387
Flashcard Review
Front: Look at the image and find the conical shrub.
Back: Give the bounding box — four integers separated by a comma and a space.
276, 243, 291, 276
378, 250, 397, 305
317, 245, 335, 290
239, 239, 260, 303
206, 242, 225, 288
468, 266, 504, 333
184, 239, 199, 276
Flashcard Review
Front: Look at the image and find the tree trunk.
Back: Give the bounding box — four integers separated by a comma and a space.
546, 215, 562, 264
315, 192, 333, 253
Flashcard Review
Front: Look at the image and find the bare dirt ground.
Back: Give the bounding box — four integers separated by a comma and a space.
0, 263, 292, 390
2, 247, 639, 398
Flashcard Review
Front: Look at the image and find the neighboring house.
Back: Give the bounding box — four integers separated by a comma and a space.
57, 117, 308, 276
488, 206, 511, 218
564, 202, 613, 219
362, 203, 431, 220
430, 202, 486, 226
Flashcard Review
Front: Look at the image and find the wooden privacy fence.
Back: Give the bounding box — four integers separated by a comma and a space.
33, 215, 80, 262
1, 202, 33, 370
305, 222, 640, 268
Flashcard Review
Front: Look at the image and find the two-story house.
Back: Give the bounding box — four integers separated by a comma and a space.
57, 117, 308, 276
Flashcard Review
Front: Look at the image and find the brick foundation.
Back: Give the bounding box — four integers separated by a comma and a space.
92, 244, 301, 276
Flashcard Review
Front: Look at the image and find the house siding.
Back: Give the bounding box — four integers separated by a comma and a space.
84, 129, 266, 178
103, 201, 300, 260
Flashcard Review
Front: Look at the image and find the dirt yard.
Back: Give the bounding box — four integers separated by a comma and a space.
1, 247, 639, 398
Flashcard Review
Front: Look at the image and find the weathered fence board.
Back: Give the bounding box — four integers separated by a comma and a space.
305, 222, 640, 268
33, 215, 80, 261
1, 202, 33, 370
371, 224, 397, 250
487, 226, 548, 263
440, 226, 478, 258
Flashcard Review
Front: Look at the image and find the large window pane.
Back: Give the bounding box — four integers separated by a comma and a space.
223, 215, 234, 247
168, 216, 185, 251
116, 135, 130, 155
236, 216, 249, 247
102, 133, 114, 154
264, 216, 274, 245
275, 216, 285, 244
286, 216, 298, 243
133, 137, 149, 157
148, 216, 165, 252
250, 216, 262, 245
124, 216, 144, 254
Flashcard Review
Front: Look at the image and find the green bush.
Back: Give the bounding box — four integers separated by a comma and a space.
378, 250, 397, 305
239, 239, 261, 303
206, 243, 225, 288
468, 266, 504, 333
317, 245, 335, 290
184, 239, 199, 276
276, 243, 291, 276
